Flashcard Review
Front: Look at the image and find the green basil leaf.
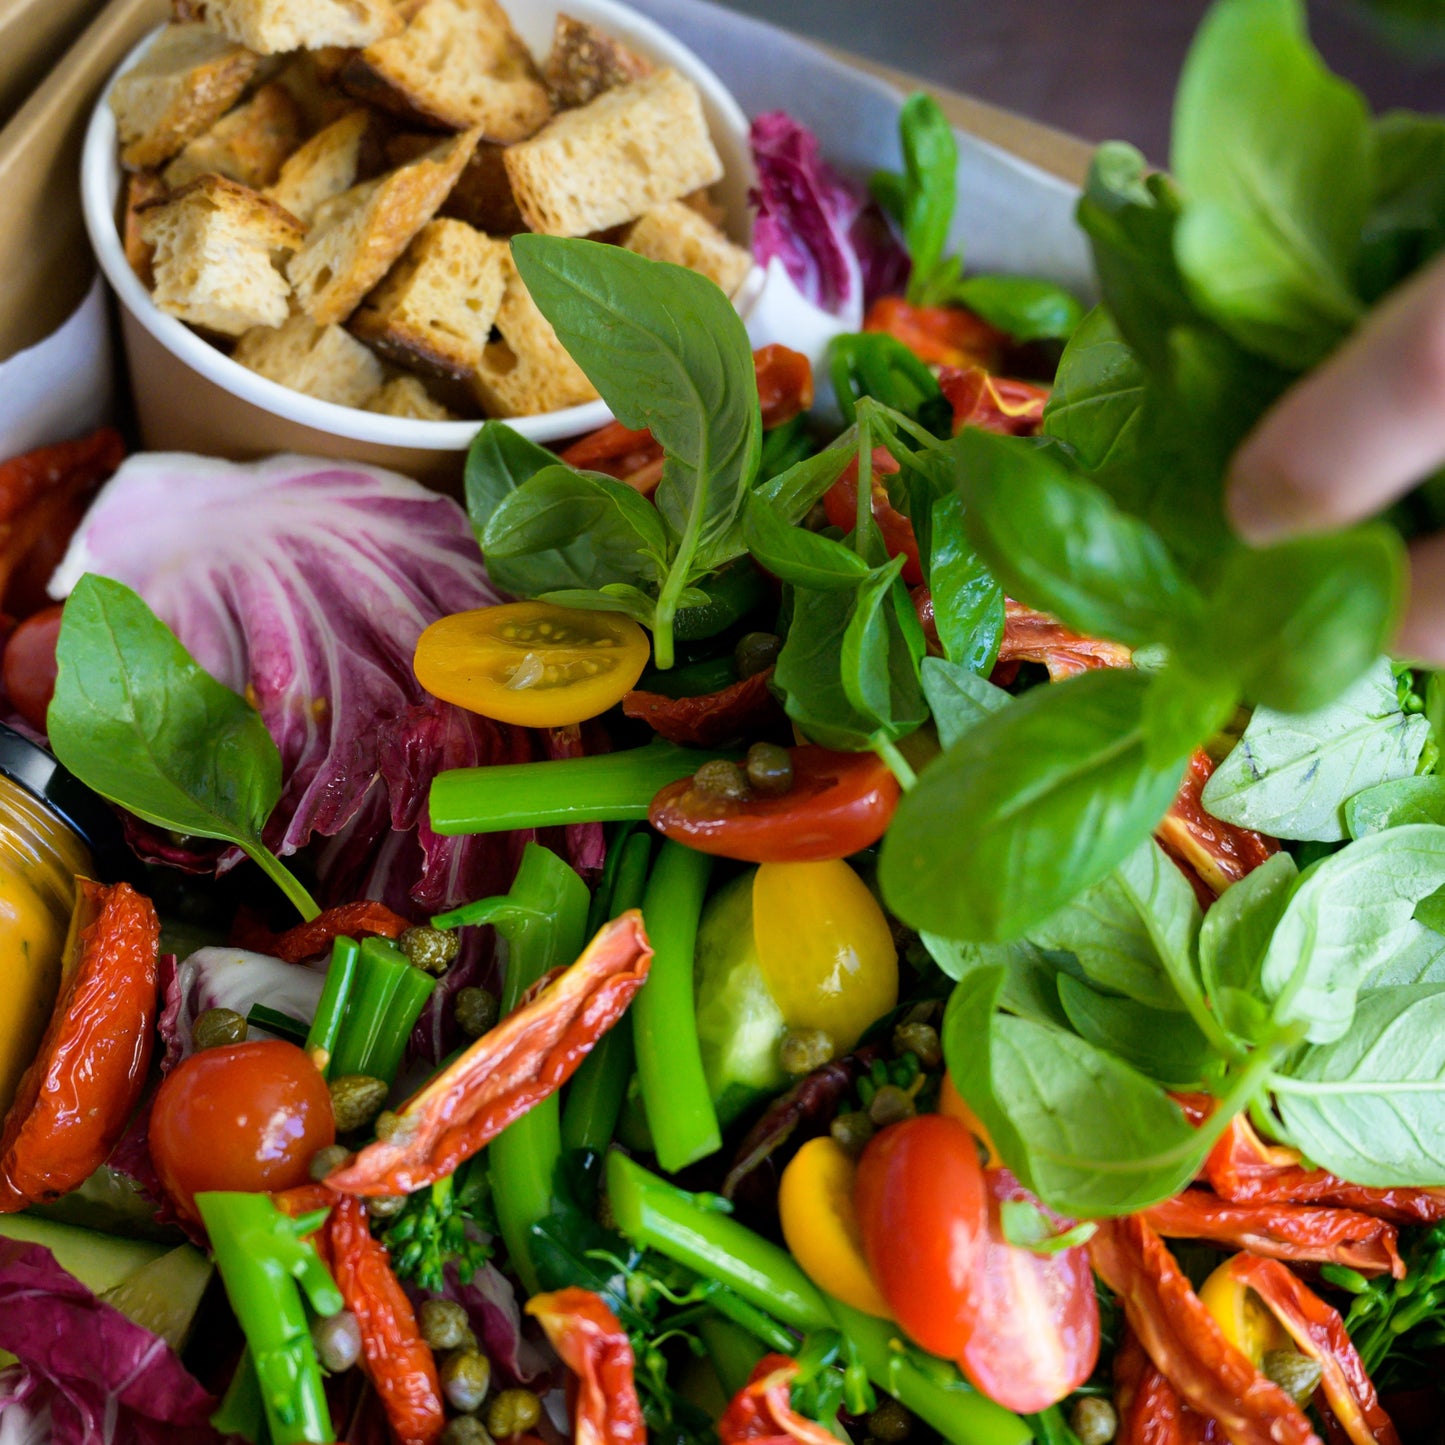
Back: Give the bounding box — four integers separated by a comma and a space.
950, 428, 1201, 648
1346, 776, 1445, 836
1055, 974, 1213, 1088
1262, 824, 1445, 1042
926, 492, 1005, 671
742, 494, 870, 591
924, 934, 1077, 1028
880, 668, 1191, 941
752, 440, 856, 524
464, 421, 558, 538
1041, 307, 1146, 470
828, 333, 949, 434
1202, 659, 1429, 841
919, 657, 1011, 749
1140, 664, 1237, 770
1359, 111, 1445, 302
997, 1199, 1096, 1255
949, 275, 1084, 343
481, 465, 668, 596
1274, 984, 1445, 1186
48, 574, 313, 916
1171, 0, 1368, 368
874, 92, 958, 307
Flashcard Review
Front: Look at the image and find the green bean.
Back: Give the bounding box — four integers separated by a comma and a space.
328, 938, 436, 1086
632, 842, 721, 1171
698, 1316, 767, 1399
302, 937, 359, 1078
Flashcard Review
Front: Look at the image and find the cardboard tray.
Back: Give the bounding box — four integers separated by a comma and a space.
0, 0, 1096, 464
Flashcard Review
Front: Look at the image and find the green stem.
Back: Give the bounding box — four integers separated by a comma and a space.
303, 938, 360, 1079
633, 842, 721, 1172
211, 1349, 266, 1444
873, 737, 918, 791
429, 739, 736, 838
248, 844, 320, 922
698, 1317, 767, 1399
328, 939, 436, 1086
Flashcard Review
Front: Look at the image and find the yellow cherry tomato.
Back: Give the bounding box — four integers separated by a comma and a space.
779, 1136, 892, 1319
1199, 1258, 1289, 1365
751, 860, 897, 1053
414, 601, 650, 727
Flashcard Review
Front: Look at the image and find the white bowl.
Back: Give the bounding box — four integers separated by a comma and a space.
80, 0, 755, 459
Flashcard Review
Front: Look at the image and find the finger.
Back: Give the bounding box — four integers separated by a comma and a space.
1227, 255, 1445, 544
1397, 532, 1445, 667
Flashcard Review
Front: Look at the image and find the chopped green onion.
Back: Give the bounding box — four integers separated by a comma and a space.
303, 937, 360, 1078
246, 1005, 310, 1047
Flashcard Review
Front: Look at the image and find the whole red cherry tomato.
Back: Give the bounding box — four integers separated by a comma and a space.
149, 1039, 335, 1222
853, 1114, 987, 1358
2, 603, 62, 733
822, 450, 922, 585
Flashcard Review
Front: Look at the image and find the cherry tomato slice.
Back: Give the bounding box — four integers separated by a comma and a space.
822, 449, 922, 585
853, 1114, 988, 1358
649, 746, 900, 862
2, 603, 62, 733
414, 601, 651, 727
148, 1039, 335, 1223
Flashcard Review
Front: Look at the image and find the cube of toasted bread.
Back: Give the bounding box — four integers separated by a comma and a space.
349, 219, 508, 378
122, 171, 170, 288
624, 202, 751, 297
233, 312, 386, 406
543, 14, 651, 110
162, 82, 305, 190
288, 127, 480, 325
385, 132, 527, 234
139, 175, 304, 336
265, 109, 370, 225
340, 0, 551, 141
470, 252, 598, 416
186, 0, 402, 53
110, 24, 258, 170
366, 374, 455, 419
503, 69, 723, 237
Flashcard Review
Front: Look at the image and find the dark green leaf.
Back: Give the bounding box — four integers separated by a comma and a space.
828, 334, 949, 434
742, 494, 870, 591
1055, 974, 1213, 1088
1415, 885, 1445, 936
873, 93, 958, 307
464, 421, 559, 538
925, 492, 1005, 671
1041, 307, 1146, 470
1140, 665, 1237, 770
923, 933, 1076, 1028
752, 440, 856, 525
1360, 111, 1445, 302
1347, 776, 1445, 836
997, 1198, 1096, 1254
539, 585, 658, 628
950, 275, 1084, 342
919, 657, 1010, 749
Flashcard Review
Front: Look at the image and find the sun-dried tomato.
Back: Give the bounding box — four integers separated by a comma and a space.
754, 345, 815, 428
822, 449, 922, 584
1228, 1254, 1399, 1445
863, 297, 1007, 370
995, 600, 1134, 679
719, 1354, 840, 1445
527, 1288, 646, 1445
1088, 1217, 1319, 1445
0, 880, 159, 1210
235, 900, 412, 964
325, 913, 651, 1195
939, 366, 1049, 436
1143, 1192, 1403, 1278
623, 668, 782, 747
1156, 752, 1279, 897
1115, 1329, 1225, 1444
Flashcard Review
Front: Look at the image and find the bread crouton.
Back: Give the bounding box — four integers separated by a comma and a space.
265, 109, 370, 224
349, 219, 508, 378
503, 69, 723, 237
385, 132, 527, 234
162, 82, 305, 190
470, 251, 598, 416
624, 202, 751, 297
288, 127, 480, 325
110, 23, 258, 170
122, 171, 170, 288
139, 175, 304, 336
543, 14, 651, 110
185, 0, 403, 54
340, 0, 551, 141
233, 312, 386, 406
366, 374, 455, 419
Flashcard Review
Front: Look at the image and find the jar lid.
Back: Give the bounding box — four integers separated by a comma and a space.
0, 723, 132, 880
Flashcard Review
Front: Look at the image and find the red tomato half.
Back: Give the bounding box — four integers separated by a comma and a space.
648, 746, 900, 862
149, 1039, 335, 1222
853, 1114, 988, 1358
2, 604, 62, 732
822, 449, 922, 585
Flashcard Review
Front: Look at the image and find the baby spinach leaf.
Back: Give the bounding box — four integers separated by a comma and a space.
1041, 308, 1146, 470
1274, 984, 1445, 1186
879, 668, 1192, 942
48, 574, 317, 919
1171, 0, 1368, 369
1261, 824, 1445, 1042
1347, 776, 1445, 836
741, 495, 869, 591
873, 92, 958, 308
919, 658, 1010, 749
949, 275, 1084, 343
1416, 886, 1445, 936
1055, 975, 1214, 1089
1203, 659, 1430, 841
924, 934, 1076, 1029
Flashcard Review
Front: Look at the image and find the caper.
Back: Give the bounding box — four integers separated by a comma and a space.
441, 1419, 494, 1445
868, 1083, 916, 1128
487, 1388, 543, 1438
744, 741, 794, 798
367, 1193, 408, 1218
309, 1143, 351, 1182
400, 924, 461, 976
866, 1400, 913, 1443
312, 1309, 362, 1372
193, 1007, 247, 1051
455, 986, 500, 1040
779, 1028, 835, 1076
892, 1021, 941, 1070
734, 630, 782, 678
440, 1349, 492, 1413
1068, 1397, 1118, 1445
693, 759, 751, 801
1263, 1348, 1323, 1404
329, 1074, 389, 1134
374, 1109, 409, 1142
419, 1298, 471, 1351
830, 1111, 875, 1156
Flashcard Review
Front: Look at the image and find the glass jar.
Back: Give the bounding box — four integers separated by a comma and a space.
0, 725, 124, 1117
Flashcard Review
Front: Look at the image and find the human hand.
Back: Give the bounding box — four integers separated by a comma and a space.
1227, 253, 1445, 664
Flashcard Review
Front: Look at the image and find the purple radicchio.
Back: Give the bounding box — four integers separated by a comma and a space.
48, 454, 527, 922
0, 1242, 217, 1445
749, 112, 909, 326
